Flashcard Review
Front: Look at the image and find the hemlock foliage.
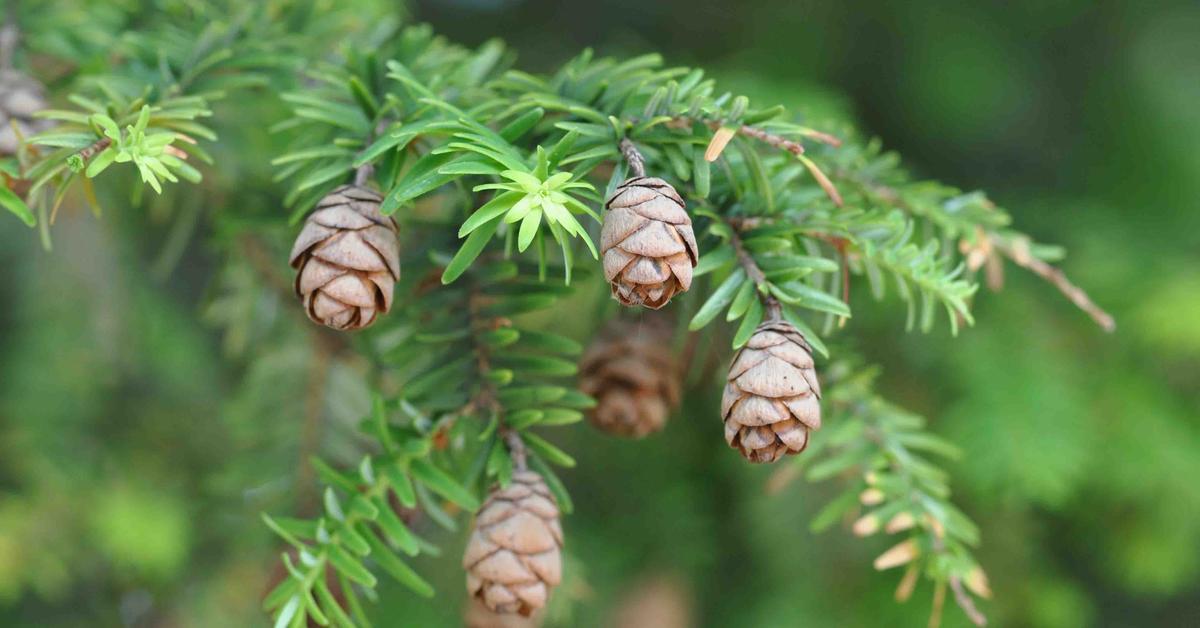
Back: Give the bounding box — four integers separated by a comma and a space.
0, 2, 1139, 627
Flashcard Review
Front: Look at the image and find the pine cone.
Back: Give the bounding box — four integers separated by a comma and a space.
601, 177, 697, 309
578, 318, 680, 437
289, 184, 399, 331
720, 320, 821, 463
463, 471, 563, 617
465, 597, 542, 628
0, 70, 54, 156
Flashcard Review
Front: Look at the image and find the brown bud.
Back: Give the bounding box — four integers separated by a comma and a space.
464, 471, 563, 617
853, 514, 880, 537
874, 538, 919, 570
289, 185, 399, 331
964, 567, 992, 599
0, 70, 54, 156
720, 320, 821, 463
600, 177, 698, 309
859, 488, 885, 506
578, 317, 680, 437
885, 511, 916, 534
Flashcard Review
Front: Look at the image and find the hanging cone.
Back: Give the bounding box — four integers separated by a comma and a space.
289, 184, 400, 331
600, 177, 698, 309
720, 319, 822, 463
578, 317, 680, 437
463, 471, 563, 617
464, 596, 542, 628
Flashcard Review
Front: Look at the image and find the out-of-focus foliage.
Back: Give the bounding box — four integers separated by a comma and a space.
1, 0, 1197, 627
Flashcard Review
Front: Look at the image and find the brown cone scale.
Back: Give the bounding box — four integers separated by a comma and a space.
600, 177, 698, 309
289, 184, 399, 331
578, 318, 680, 437
465, 596, 542, 628
0, 70, 55, 156
720, 320, 821, 463
463, 471, 563, 617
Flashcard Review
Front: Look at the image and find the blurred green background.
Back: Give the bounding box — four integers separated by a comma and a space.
2, 0, 1198, 626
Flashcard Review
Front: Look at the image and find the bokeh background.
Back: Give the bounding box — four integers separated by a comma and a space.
2, 0, 1198, 626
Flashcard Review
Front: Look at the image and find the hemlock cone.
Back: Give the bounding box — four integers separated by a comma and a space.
289, 184, 400, 331
578, 317, 681, 437
464, 596, 542, 628
720, 320, 822, 463
463, 471, 564, 616
0, 70, 53, 155
600, 177, 698, 309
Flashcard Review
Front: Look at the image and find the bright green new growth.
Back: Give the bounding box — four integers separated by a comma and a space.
3, 3, 1116, 627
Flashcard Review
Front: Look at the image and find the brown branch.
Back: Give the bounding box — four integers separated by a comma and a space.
503, 429, 528, 471
798, 127, 844, 148
353, 120, 390, 187
618, 137, 646, 178
683, 117, 806, 157
75, 137, 112, 163
949, 576, 988, 627
464, 281, 532, 472
862, 180, 1114, 332
990, 237, 1115, 332
728, 220, 782, 321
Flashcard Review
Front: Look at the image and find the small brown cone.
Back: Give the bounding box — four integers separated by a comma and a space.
289, 184, 399, 331
465, 596, 542, 628
0, 70, 53, 156
578, 318, 680, 437
464, 471, 563, 617
720, 319, 821, 463
600, 177, 698, 309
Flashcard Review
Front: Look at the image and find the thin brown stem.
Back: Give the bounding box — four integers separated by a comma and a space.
502, 429, 528, 471
465, 281, 533, 474
990, 237, 1115, 332
735, 123, 807, 157
949, 576, 988, 627
682, 116, 806, 156
729, 220, 782, 321
618, 137, 646, 178
863, 180, 1115, 332
353, 163, 373, 187
75, 137, 112, 163
353, 120, 389, 188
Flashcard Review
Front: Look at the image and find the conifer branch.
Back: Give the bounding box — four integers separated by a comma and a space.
989, 234, 1115, 332
8, 12, 1117, 624
680, 116, 806, 157
846, 173, 1114, 332
791, 364, 989, 627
